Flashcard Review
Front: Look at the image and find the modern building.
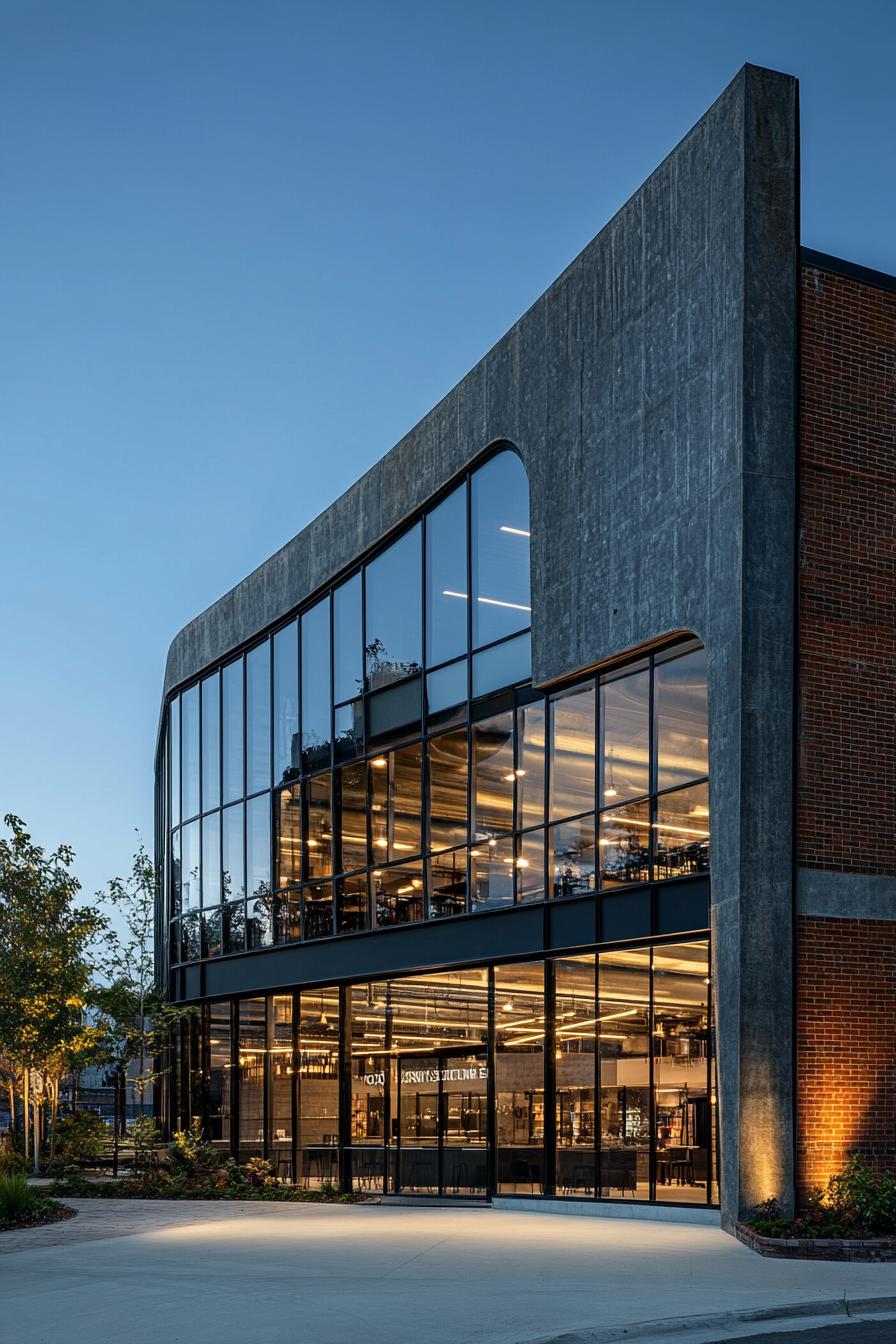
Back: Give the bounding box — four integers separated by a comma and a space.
154, 65, 896, 1230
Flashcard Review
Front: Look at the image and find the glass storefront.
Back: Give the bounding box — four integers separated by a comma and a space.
174, 941, 715, 1207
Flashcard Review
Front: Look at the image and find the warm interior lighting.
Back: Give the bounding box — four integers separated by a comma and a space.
371, 757, 388, 768
515, 857, 529, 869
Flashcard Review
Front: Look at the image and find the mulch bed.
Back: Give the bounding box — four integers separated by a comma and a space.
0, 1201, 77, 1234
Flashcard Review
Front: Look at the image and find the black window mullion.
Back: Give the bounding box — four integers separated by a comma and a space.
291, 992, 299, 1185
544, 960, 556, 1196
593, 953, 599, 1202
648, 947, 656, 1202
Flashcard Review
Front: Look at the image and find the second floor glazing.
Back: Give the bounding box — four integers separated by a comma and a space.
162, 449, 710, 965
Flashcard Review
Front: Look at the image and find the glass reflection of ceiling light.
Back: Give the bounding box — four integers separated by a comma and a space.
411, 879, 423, 889
604, 748, 618, 798
371, 757, 388, 768
499, 525, 530, 537
516, 857, 529, 869
375, 838, 388, 849
477, 596, 531, 612
488, 838, 497, 848
442, 589, 531, 613
502, 772, 515, 782
372, 869, 382, 877
470, 849, 481, 857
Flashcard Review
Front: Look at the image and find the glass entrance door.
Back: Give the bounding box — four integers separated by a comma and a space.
398, 1051, 488, 1196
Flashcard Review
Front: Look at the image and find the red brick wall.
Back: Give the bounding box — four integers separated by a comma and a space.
798, 263, 896, 874
796, 264, 896, 1200
797, 915, 896, 1196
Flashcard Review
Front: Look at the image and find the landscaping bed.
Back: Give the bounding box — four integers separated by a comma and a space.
0, 1174, 77, 1234
48, 1123, 360, 1204
739, 1157, 896, 1260
735, 1220, 896, 1261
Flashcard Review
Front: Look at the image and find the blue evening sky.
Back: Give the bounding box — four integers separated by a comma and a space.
2, 0, 894, 904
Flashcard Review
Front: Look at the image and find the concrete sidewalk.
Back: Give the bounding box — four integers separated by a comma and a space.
3, 1200, 896, 1344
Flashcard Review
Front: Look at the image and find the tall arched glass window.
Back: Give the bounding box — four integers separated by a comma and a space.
471, 450, 531, 649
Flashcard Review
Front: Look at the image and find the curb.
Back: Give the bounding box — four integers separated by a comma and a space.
534, 1294, 896, 1344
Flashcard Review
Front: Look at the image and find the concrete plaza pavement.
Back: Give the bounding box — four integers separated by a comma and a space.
4, 1200, 896, 1344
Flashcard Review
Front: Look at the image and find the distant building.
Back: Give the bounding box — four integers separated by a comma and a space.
154, 66, 896, 1230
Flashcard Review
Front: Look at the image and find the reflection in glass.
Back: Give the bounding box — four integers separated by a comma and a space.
222, 803, 245, 902
599, 801, 650, 887
517, 703, 545, 829
550, 683, 595, 822
247, 793, 270, 899
428, 729, 468, 851
181, 684, 200, 820
655, 783, 710, 879
470, 836, 514, 910
246, 642, 271, 795
201, 811, 221, 907
426, 659, 467, 717
169, 829, 181, 918
276, 785, 302, 888
169, 697, 180, 828
336, 762, 368, 874
370, 745, 422, 862
181, 820, 200, 911
222, 658, 244, 804
373, 860, 425, 926
471, 450, 531, 649
302, 598, 332, 774
207, 1003, 231, 1148
653, 942, 712, 1204
654, 647, 708, 791
238, 998, 266, 1160
336, 874, 369, 933
334, 699, 363, 763
472, 632, 531, 699
365, 525, 422, 690
426, 483, 468, 667
472, 712, 514, 840
201, 673, 220, 812
275, 891, 301, 944
247, 793, 273, 949
366, 677, 422, 741
334, 574, 363, 704
298, 987, 340, 1187
555, 957, 596, 1195
202, 907, 222, 958
550, 815, 595, 899
599, 948, 650, 1199
270, 996, 294, 1179
303, 881, 334, 940
427, 848, 468, 918
517, 829, 546, 903
495, 960, 544, 1193
600, 665, 649, 806
306, 774, 333, 879
273, 622, 299, 784
181, 911, 200, 962
222, 899, 245, 954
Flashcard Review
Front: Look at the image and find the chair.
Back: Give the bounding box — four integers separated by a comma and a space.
668, 1146, 695, 1186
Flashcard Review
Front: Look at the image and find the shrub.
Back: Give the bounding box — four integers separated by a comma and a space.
53, 1111, 107, 1166
0, 1139, 26, 1175
0, 1172, 34, 1223
749, 1157, 896, 1240
130, 1116, 163, 1173
826, 1156, 896, 1235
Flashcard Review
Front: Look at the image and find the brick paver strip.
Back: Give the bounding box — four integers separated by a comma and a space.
0, 1198, 293, 1254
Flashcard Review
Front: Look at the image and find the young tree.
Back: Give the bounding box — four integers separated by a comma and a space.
0, 815, 106, 1169
93, 839, 191, 1164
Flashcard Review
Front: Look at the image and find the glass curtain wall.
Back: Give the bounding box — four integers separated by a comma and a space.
175, 943, 714, 1206
164, 443, 708, 970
